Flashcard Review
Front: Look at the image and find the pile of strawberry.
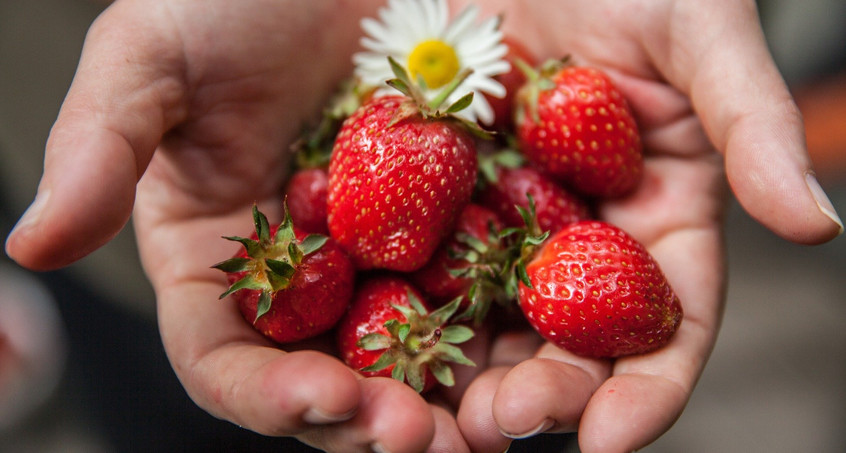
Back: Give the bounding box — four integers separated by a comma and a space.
213, 42, 682, 393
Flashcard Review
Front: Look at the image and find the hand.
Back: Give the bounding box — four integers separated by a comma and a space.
4, 0, 470, 451
454, 0, 843, 452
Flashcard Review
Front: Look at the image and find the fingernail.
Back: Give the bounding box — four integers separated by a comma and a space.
500, 418, 554, 439
302, 407, 356, 424
9, 190, 50, 239
370, 442, 392, 453
805, 172, 843, 234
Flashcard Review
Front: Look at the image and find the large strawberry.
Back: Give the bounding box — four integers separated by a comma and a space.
478, 157, 591, 233
517, 220, 682, 358
327, 60, 479, 271
336, 276, 475, 393
213, 205, 355, 344
514, 61, 643, 199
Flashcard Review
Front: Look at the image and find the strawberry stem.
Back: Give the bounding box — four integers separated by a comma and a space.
419, 328, 442, 349
427, 67, 474, 112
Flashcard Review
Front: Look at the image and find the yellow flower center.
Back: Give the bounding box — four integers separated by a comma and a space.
407, 39, 460, 89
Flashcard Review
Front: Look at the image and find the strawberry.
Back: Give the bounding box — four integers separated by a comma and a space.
327, 60, 478, 271
478, 159, 591, 233
484, 36, 538, 133
213, 205, 355, 344
409, 203, 506, 321
336, 276, 475, 393
516, 220, 682, 358
514, 61, 643, 198
284, 167, 329, 235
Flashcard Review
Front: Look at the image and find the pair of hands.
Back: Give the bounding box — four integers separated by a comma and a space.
5, 0, 842, 451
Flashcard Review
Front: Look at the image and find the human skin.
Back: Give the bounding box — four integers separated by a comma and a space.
4, 0, 842, 452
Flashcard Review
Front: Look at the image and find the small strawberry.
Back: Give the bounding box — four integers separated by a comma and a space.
484, 36, 538, 133
327, 59, 479, 271
514, 60, 643, 198
516, 220, 682, 358
409, 203, 508, 322
213, 205, 355, 344
284, 167, 329, 235
336, 276, 475, 393
477, 155, 591, 233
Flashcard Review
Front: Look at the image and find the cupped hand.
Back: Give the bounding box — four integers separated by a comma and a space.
5, 0, 472, 451
454, 0, 842, 452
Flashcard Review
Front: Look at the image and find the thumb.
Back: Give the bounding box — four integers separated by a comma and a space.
662, 1, 843, 244
4, 4, 186, 270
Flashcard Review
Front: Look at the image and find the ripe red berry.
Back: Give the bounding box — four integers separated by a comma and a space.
336, 276, 475, 392
284, 167, 329, 235
515, 63, 643, 198
409, 203, 503, 306
478, 164, 591, 233
327, 94, 477, 271
518, 221, 682, 358
213, 206, 355, 344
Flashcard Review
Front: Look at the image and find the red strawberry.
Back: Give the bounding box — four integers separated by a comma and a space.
478, 162, 591, 233
336, 276, 475, 393
515, 61, 643, 198
517, 220, 682, 358
284, 167, 329, 235
213, 205, 355, 344
327, 61, 478, 272
409, 204, 503, 313
485, 36, 538, 133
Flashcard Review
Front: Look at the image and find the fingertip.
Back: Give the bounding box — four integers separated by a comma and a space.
457, 367, 512, 453
803, 171, 844, 240
726, 133, 843, 245
578, 374, 686, 453
4, 129, 138, 270
269, 350, 362, 428
357, 377, 436, 453
492, 358, 597, 436
5, 190, 51, 268
427, 404, 472, 453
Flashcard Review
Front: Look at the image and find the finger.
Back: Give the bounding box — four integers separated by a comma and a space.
4, 3, 187, 270
300, 377, 436, 453
579, 219, 726, 452
492, 348, 610, 438
426, 404, 471, 453
159, 280, 362, 436
578, 373, 687, 453
158, 278, 436, 452
646, 0, 843, 243
457, 367, 513, 453
455, 329, 543, 452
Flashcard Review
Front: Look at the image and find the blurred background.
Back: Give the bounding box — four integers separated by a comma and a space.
1, 0, 844, 452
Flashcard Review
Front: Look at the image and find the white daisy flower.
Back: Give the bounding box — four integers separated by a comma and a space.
353, 0, 510, 125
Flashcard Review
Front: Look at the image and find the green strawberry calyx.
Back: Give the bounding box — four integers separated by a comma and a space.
212, 203, 328, 322
445, 218, 515, 326
514, 56, 570, 125
499, 194, 550, 294
384, 57, 490, 138
357, 292, 476, 393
